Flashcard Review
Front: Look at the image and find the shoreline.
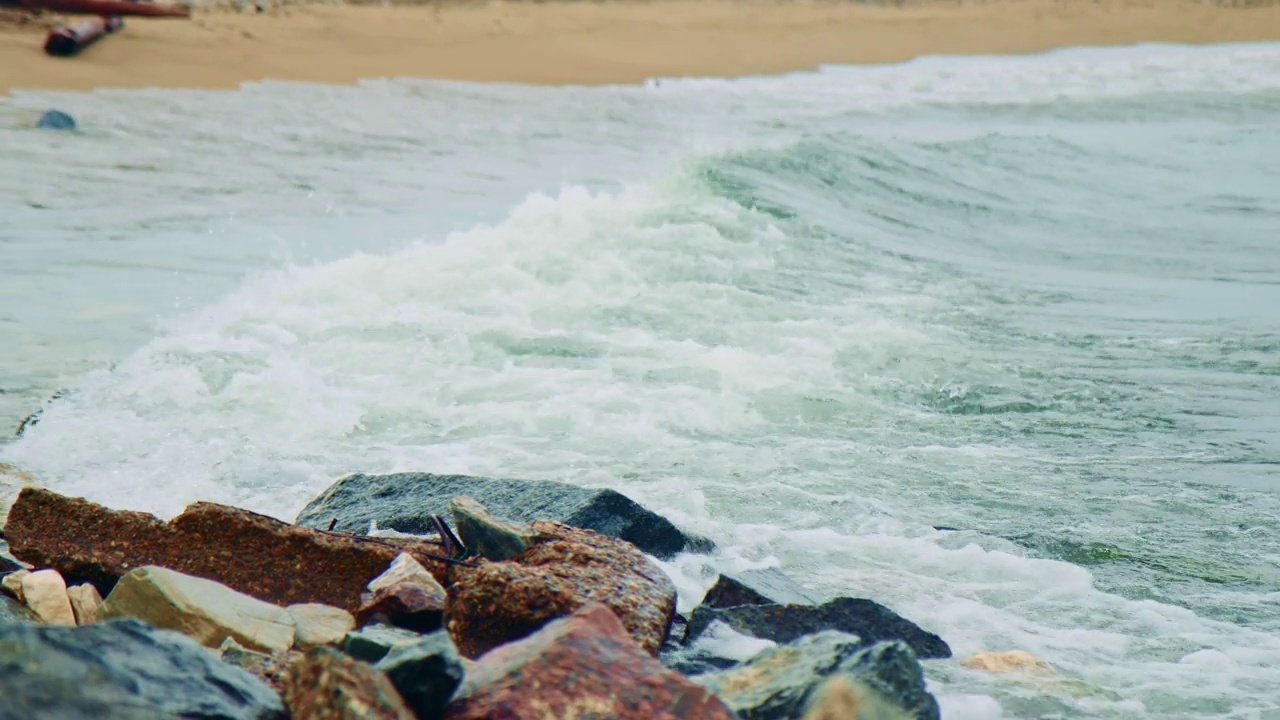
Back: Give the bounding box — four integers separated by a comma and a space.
2, 0, 1280, 95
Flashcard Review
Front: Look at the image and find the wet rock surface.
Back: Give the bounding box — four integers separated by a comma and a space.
344, 623, 429, 664
447, 603, 735, 720
374, 630, 465, 720
219, 637, 301, 692
282, 645, 415, 720
686, 596, 951, 660
0, 617, 287, 719
693, 630, 939, 720
5, 487, 449, 612
446, 520, 676, 658
296, 472, 713, 559
698, 568, 819, 610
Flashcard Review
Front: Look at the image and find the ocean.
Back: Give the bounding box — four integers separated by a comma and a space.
2, 42, 1279, 718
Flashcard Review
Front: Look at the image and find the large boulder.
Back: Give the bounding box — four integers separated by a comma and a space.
446, 520, 676, 658
685, 597, 951, 660
446, 603, 735, 720
5, 487, 449, 612
296, 472, 713, 559
697, 568, 819, 610
282, 646, 414, 720
101, 566, 296, 654
374, 630, 466, 720
693, 630, 939, 720
0, 617, 287, 719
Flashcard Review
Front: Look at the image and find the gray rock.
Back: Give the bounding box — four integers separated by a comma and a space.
0, 617, 287, 719
693, 630, 939, 720
699, 568, 819, 610
296, 472, 713, 560
1, 593, 39, 624
375, 630, 466, 720
685, 597, 951, 660
450, 496, 532, 561
343, 623, 428, 663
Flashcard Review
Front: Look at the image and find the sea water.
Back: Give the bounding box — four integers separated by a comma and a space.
2, 43, 1279, 718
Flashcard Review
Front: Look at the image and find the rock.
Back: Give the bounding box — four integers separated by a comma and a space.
802, 676, 874, 720
219, 637, 301, 692
282, 645, 415, 720
693, 630, 939, 720
0, 462, 38, 533
699, 568, 819, 610
22, 568, 76, 626
961, 650, 1054, 675
374, 630, 465, 720
0, 617, 287, 719
450, 495, 532, 561
369, 553, 443, 595
67, 582, 104, 625
358, 580, 446, 634
101, 565, 296, 653
2, 568, 28, 602
446, 521, 676, 659
1, 593, 39, 624
296, 472, 713, 560
1, 539, 28, 574
36, 110, 77, 131
686, 597, 951, 660
288, 603, 356, 647
343, 623, 428, 663
5, 487, 450, 612
447, 603, 735, 720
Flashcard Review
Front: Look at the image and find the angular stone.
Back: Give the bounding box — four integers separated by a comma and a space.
961, 650, 1054, 675
5, 487, 450, 612
2, 568, 28, 602
369, 553, 442, 595
693, 631, 939, 720
22, 568, 76, 626
699, 568, 819, 610
357, 580, 446, 633
450, 495, 532, 561
802, 676, 883, 720
446, 521, 676, 659
0, 463, 38, 534
1, 593, 39, 624
374, 630, 465, 720
219, 637, 301, 692
67, 582, 104, 625
282, 646, 415, 720
288, 603, 356, 648
343, 624, 428, 664
448, 603, 734, 719
1, 539, 27, 574
685, 596, 951, 660
296, 472, 714, 560
101, 566, 296, 653
0, 617, 287, 719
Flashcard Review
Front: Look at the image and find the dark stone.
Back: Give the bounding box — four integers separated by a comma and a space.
1, 593, 38, 624
685, 597, 951, 660
296, 472, 714, 560
1, 539, 27, 574
36, 110, 76, 131
218, 638, 301, 693
343, 624, 428, 664
446, 603, 735, 720
356, 580, 446, 634
282, 646, 414, 720
694, 630, 939, 720
5, 486, 449, 612
699, 568, 819, 610
374, 630, 465, 720
659, 612, 741, 676
450, 495, 531, 562
0, 617, 287, 719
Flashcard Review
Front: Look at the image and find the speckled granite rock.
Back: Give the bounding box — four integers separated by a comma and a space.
447, 603, 734, 720
374, 630, 465, 720
446, 521, 676, 658
282, 646, 414, 720
4, 487, 450, 612
296, 472, 713, 560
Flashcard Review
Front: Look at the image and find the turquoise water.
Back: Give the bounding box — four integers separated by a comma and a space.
3, 43, 1279, 718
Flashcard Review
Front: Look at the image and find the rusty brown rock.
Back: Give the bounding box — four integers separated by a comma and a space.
446, 602, 735, 720
356, 580, 446, 633
445, 520, 676, 659
4, 487, 449, 613
282, 646, 414, 720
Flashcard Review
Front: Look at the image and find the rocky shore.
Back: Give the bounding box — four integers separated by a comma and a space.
0, 466, 1044, 719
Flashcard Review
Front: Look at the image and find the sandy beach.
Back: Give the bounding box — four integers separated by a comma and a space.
1, 0, 1279, 94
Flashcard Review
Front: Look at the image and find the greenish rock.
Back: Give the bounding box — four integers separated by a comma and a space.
693, 630, 940, 720
1, 593, 38, 624
101, 566, 296, 654
375, 630, 466, 720
0, 617, 286, 719
450, 496, 532, 561
296, 472, 714, 560
343, 623, 427, 663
